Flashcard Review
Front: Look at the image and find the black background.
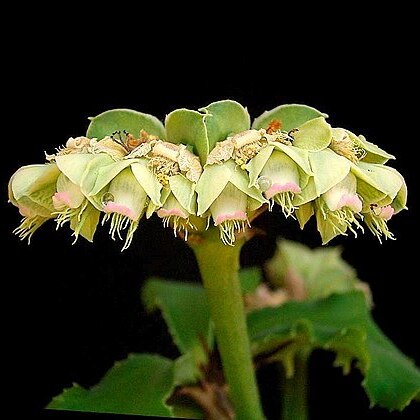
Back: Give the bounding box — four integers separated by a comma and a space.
2, 10, 419, 420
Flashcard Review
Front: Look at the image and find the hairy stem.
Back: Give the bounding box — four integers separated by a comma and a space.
191, 229, 265, 420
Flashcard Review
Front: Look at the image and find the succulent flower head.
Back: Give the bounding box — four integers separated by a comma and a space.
8, 103, 408, 249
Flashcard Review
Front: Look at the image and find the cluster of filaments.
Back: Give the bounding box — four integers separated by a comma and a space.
9, 117, 405, 248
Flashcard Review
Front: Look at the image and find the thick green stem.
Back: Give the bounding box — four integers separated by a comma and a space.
191, 229, 265, 420
281, 351, 309, 420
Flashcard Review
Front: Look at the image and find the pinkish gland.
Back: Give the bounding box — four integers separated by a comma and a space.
104, 202, 136, 220
265, 182, 301, 199
215, 210, 247, 226
18, 206, 33, 217
53, 192, 72, 209
157, 207, 188, 219
374, 205, 394, 221
337, 194, 362, 213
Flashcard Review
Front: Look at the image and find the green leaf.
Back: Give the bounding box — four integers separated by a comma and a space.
200, 100, 250, 148
252, 104, 326, 132
87, 109, 166, 139
326, 327, 368, 375
142, 278, 212, 365
173, 353, 201, 386
364, 322, 420, 410
248, 292, 368, 355
165, 109, 209, 165
48, 354, 175, 416
239, 267, 263, 294
247, 291, 420, 410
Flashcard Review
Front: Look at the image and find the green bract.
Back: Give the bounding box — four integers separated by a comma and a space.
252, 103, 327, 132
8, 100, 407, 247
8, 163, 60, 241
87, 109, 166, 140
166, 100, 250, 165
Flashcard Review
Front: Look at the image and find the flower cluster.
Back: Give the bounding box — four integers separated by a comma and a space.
8, 103, 407, 248
9, 130, 202, 250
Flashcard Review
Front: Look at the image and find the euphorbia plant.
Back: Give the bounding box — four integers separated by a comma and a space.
8, 101, 418, 419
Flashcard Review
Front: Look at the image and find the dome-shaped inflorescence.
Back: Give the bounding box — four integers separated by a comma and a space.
8, 102, 406, 248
